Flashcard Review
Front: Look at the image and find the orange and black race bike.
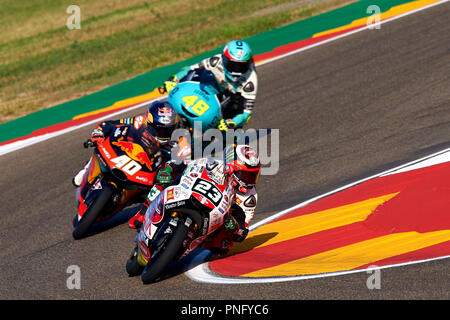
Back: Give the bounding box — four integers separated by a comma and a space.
73, 126, 160, 239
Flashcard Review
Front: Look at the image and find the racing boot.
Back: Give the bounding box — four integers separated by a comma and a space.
72, 159, 91, 187
203, 225, 234, 256
128, 184, 163, 229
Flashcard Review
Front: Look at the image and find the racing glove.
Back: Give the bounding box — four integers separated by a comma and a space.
163, 75, 179, 93
224, 216, 238, 232
156, 163, 173, 187
90, 126, 105, 144
229, 112, 251, 129
218, 119, 236, 132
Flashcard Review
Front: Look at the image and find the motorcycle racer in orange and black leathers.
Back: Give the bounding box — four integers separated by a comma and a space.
72, 101, 188, 188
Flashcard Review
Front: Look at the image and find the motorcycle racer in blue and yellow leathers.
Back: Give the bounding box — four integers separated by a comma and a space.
162, 40, 258, 132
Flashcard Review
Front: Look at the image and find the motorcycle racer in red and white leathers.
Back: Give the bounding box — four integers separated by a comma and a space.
128, 144, 260, 255
161, 40, 258, 132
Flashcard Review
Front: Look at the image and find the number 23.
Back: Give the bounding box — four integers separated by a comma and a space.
193, 180, 222, 203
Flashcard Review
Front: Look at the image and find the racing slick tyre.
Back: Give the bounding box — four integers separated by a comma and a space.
141, 222, 189, 284
72, 184, 114, 240
126, 246, 144, 277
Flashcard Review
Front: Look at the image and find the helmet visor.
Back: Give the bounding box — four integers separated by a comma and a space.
155, 125, 175, 142
223, 56, 250, 75
140, 128, 158, 153
233, 167, 260, 187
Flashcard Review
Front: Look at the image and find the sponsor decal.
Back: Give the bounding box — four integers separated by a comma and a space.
166, 188, 174, 201
112, 137, 153, 168
243, 82, 255, 93
92, 179, 102, 190
158, 107, 173, 117
220, 202, 228, 212
181, 183, 190, 190
244, 195, 256, 207
114, 128, 121, 137
209, 56, 219, 67
202, 217, 209, 235
134, 116, 144, 130
99, 146, 111, 159
192, 192, 215, 210
165, 200, 186, 210
183, 176, 193, 185
135, 176, 148, 183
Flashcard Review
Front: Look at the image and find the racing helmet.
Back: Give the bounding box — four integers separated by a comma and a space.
143, 101, 179, 146
223, 144, 261, 193
222, 40, 253, 84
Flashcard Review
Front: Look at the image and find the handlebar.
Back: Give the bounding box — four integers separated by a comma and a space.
83, 139, 96, 148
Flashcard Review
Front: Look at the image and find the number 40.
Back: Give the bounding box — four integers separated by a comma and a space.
110, 155, 142, 175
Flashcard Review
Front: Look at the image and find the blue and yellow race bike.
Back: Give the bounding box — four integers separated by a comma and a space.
167, 69, 222, 134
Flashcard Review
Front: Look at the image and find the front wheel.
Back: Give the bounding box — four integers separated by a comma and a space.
126, 246, 144, 277
72, 184, 115, 239
141, 222, 189, 284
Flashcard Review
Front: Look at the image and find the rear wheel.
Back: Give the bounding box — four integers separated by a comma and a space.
72, 184, 115, 239
141, 222, 189, 284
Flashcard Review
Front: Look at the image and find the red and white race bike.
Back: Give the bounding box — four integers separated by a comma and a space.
126, 158, 235, 284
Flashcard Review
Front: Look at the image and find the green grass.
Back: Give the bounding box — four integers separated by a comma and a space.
0, 0, 354, 123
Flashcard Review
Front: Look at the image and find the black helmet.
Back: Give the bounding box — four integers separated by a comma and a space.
143, 101, 179, 145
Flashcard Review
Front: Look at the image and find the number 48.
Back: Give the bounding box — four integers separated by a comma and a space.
182, 95, 210, 116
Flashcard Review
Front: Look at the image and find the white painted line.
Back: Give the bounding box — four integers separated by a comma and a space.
1, 0, 448, 157
186, 147, 450, 284
256, 0, 450, 68
0, 97, 165, 156
187, 254, 450, 284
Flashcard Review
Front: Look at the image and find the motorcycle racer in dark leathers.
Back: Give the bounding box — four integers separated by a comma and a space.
72, 101, 185, 187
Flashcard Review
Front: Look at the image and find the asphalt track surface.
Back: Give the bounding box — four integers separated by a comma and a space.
1, 3, 449, 300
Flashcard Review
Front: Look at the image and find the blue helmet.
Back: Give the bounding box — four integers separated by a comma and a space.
222, 40, 253, 83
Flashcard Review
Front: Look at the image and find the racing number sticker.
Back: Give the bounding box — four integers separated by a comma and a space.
110, 155, 142, 176
193, 179, 222, 206
182, 95, 210, 116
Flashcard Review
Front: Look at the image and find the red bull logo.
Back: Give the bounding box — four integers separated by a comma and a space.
112, 138, 154, 168
158, 107, 173, 117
